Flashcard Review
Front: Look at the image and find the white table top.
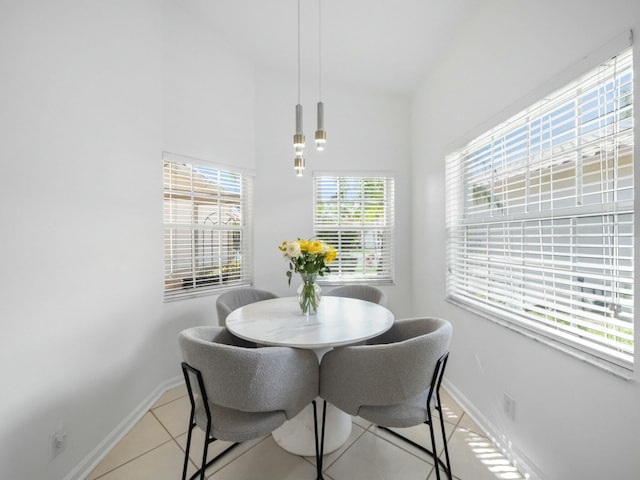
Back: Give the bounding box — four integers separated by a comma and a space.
226, 296, 394, 349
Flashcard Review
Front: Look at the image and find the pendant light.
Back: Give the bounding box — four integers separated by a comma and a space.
293, 0, 305, 176
292, 0, 326, 175
315, 0, 327, 151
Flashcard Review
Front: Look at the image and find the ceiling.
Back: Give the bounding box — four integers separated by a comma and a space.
177, 0, 484, 96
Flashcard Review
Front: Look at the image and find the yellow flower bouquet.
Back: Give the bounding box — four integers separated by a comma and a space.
279, 238, 337, 314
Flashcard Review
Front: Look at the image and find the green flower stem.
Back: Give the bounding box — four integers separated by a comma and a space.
298, 273, 321, 315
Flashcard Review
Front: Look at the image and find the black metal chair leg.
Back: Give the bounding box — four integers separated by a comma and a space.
320, 401, 327, 461
182, 421, 195, 480
436, 395, 453, 480
199, 434, 210, 480
377, 425, 451, 479
312, 400, 326, 480
312, 400, 320, 480
181, 364, 198, 480
427, 410, 441, 480
187, 441, 240, 480
182, 363, 241, 480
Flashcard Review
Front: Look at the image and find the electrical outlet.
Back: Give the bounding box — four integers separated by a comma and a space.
503, 393, 516, 421
51, 426, 67, 459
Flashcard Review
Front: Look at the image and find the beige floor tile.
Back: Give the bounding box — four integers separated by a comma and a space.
152, 384, 187, 409
457, 412, 487, 438
208, 436, 319, 480
96, 441, 195, 480
438, 427, 524, 480
306, 422, 366, 470
175, 429, 267, 476
152, 395, 191, 437
326, 430, 432, 480
87, 413, 172, 479
371, 416, 455, 464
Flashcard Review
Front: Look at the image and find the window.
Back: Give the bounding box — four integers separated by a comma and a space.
446, 47, 634, 369
314, 173, 395, 283
163, 153, 253, 300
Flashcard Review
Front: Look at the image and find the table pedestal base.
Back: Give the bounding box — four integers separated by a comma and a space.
271, 398, 351, 456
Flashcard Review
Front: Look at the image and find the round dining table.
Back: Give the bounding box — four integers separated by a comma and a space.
226, 295, 394, 456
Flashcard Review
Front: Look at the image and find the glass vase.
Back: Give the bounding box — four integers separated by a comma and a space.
297, 273, 322, 315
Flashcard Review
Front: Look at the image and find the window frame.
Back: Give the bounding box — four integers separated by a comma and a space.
445, 46, 634, 372
163, 152, 254, 301
313, 171, 395, 285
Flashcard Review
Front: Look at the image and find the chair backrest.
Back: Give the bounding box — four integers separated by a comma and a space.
319, 317, 452, 415
329, 284, 388, 307
179, 326, 318, 417
215, 288, 278, 326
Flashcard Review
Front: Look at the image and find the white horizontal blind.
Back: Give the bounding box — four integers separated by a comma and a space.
163, 155, 253, 299
314, 173, 395, 283
446, 48, 634, 368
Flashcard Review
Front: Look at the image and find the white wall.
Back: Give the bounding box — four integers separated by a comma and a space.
411, 1, 640, 478
252, 67, 413, 316
162, 1, 255, 167
0, 1, 164, 479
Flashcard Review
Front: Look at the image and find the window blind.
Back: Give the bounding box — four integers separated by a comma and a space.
446, 47, 634, 368
314, 173, 395, 283
163, 154, 254, 300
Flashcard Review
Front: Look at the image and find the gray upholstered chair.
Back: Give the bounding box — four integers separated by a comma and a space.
179, 326, 322, 480
215, 287, 278, 326
328, 284, 388, 307
319, 317, 453, 480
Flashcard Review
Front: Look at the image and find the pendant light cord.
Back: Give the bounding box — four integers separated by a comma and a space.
318, 0, 322, 101
298, 0, 301, 105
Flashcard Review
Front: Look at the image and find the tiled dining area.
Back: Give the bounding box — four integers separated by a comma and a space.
87, 384, 524, 480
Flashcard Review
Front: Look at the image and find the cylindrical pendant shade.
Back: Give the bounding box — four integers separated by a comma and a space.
315, 101, 327, 151
294, 104, 305, 150
316, 101, 324, 129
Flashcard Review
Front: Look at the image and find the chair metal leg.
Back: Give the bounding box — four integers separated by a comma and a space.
181, 364, 197, 480
312, 400, 327, 480
199, 434, 209, 480
377, 425, 452, 480
436, 394, 453, 479
182, 420, 195, 480
182, 362, 241, 480
320, 401, 327, 474
426, 410, 442, 480
187, 440, 240, 480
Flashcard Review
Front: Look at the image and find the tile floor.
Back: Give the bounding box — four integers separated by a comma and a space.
87, 385, 524, 480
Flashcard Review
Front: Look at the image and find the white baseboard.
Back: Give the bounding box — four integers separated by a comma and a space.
64, 375, 183, 480
442, 379, 545, 480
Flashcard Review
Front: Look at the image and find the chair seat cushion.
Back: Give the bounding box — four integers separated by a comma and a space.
357, 388, 434, 428
194, 396, 287, 443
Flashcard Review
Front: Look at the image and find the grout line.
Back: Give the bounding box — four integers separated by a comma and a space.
201, 436, 271, 478
319, 422, 369, 472
368, 426, 436, 466
149, 398, 204, 475
150, 408, 180, 439
149, 406, 203, 474
151, 386, 188, 410
90, 439, 175, 479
